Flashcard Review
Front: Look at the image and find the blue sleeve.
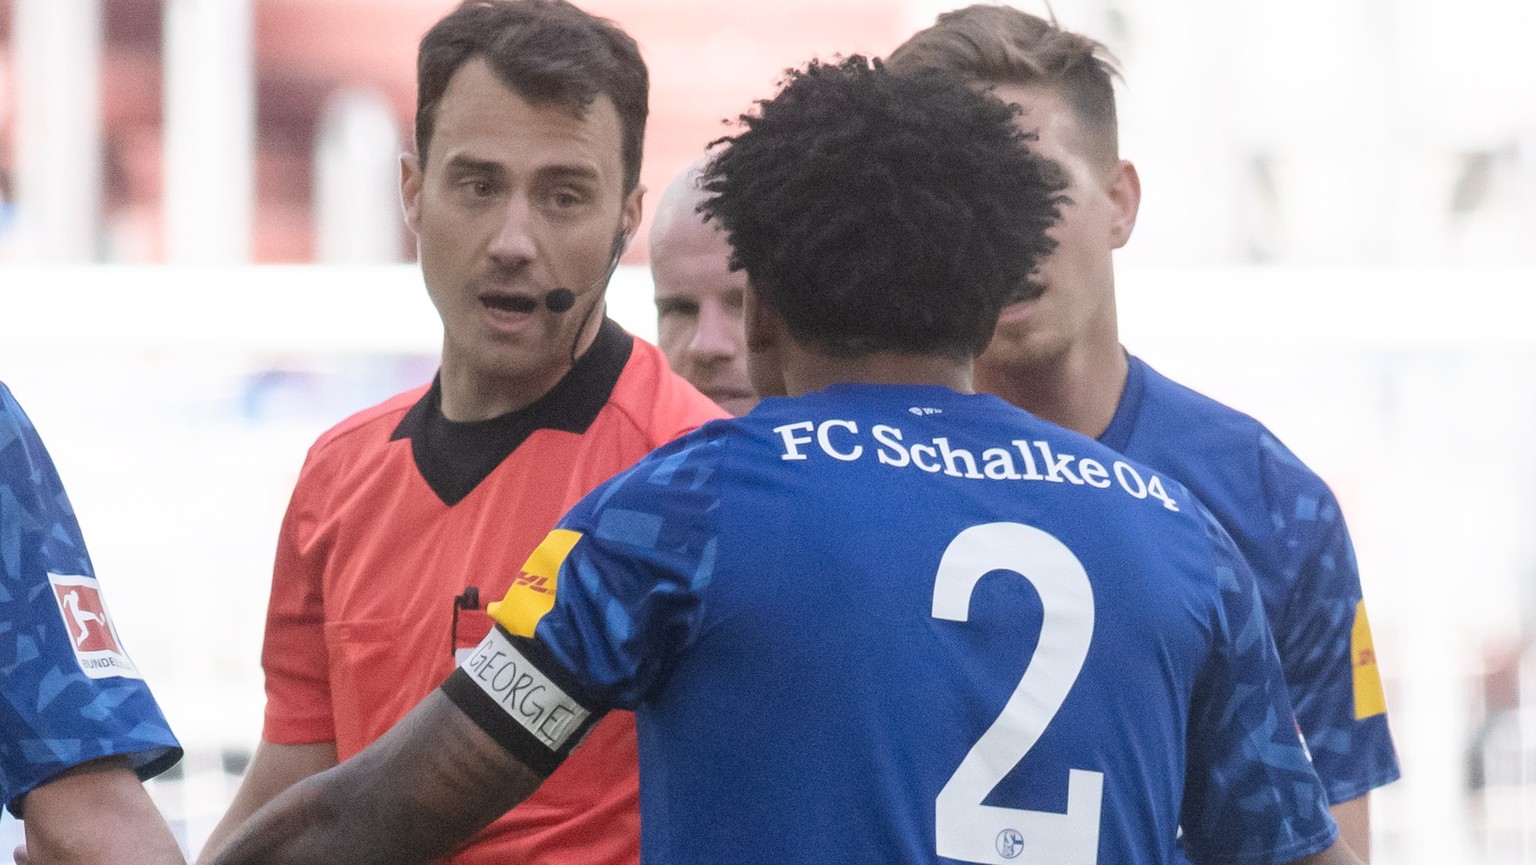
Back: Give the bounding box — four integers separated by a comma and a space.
1259, 432, 1400, 803
531, 433, 724, 709
0, 384, 182, 816
1179, 506, 1337, 865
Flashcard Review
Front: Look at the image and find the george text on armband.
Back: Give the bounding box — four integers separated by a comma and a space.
460, 628, 591, 750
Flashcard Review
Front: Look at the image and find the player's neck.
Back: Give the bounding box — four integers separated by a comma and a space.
435, 308, 607, 422
781, 348, 973, 397
977, 342, 1128, 439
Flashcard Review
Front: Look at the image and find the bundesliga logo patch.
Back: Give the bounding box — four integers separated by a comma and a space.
47, 573, 142, 680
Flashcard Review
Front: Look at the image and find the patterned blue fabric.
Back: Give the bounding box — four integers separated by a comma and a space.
0, 383, 181, 816
527, 384, 1336, 865
1101, 356, 1401, 806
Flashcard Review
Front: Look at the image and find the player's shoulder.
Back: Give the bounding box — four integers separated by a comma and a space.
304, 385, 428, 463
0, 385, 23, 446
1133, 356, 1326, 489
603, 333, 730, 446
1007, 394, 1237, 586
0, 381, 36, 440
1135, 357, 1268, 439
0, 384, 55, 501
609, 397, 785, 488
0, 380, 18, 414
566, 416, 738, 533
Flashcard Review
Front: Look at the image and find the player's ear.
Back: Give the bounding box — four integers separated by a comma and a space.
1106, 159, 1141, 249
742, 283, 780, 353
743, 283, 788, 400
620, 183, 645, 255
401, 152, 423, 235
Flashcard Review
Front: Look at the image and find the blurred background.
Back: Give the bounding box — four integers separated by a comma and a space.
1, 0, 1534, 862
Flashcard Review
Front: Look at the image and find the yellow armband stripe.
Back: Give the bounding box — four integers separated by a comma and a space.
489, 529, 583, 637
1351, 600, 1387, 719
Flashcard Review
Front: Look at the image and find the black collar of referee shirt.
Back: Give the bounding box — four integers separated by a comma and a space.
392, 318, 634, 506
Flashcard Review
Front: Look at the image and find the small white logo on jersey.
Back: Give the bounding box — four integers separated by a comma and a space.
908, 406, 943, 416
996, 828, 1025, 859
47, 573, 143, 680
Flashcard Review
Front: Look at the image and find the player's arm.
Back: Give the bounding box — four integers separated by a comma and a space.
1329, 796, 1370, 862
204, 690, 541, 865
1279, 524, 1385, 864
193, 740, 337, 864
18, 755, 185, 865
1262, 439, 1397, 862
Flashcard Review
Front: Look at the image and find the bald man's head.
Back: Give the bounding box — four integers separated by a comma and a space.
650, 159, 758, 416
649, 162, 706, 258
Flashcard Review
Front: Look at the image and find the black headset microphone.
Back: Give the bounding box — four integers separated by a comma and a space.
542, 287, 578, 314
543, 226, 630, 314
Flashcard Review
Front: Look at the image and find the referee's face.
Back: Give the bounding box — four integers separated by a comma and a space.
401, 58, 643, 421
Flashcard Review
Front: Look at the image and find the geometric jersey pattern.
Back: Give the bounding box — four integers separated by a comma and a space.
502, 383, 1338, 864
0, 382, 180, 816
1101, 356, 1400, 808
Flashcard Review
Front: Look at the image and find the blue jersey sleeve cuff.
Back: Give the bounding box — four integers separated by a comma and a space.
7, 742, 183, 819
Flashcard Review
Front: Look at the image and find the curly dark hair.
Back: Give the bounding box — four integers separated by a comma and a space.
699, 56, 1065, 360
415, 0, 647, 193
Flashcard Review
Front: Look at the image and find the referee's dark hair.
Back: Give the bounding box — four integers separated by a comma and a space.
698, 56, 1066, 360
414, 0, 648, 194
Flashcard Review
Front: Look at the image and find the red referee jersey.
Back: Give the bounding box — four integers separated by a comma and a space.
262, 321, 726, 864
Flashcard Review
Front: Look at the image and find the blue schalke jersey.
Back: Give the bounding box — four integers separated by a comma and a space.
463, 384, 1336, 865
0, 383, 181, 815
1101, 356, 1400, 805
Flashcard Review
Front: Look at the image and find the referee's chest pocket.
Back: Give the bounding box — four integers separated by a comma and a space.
323, 616, 404, 757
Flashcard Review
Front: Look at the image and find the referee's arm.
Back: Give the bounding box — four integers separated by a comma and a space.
204, 689, 541, 865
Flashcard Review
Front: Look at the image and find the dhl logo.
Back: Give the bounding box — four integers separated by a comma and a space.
489, 529, 583, 637
508, 571, 554, 596
1351, 601, 1387, 720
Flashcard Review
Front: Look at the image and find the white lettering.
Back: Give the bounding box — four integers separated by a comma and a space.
774, 422, 815, 461
935, 438, 983, 479
981, 447, 1021, 480
1012, 440, 1044, 480
911, 444, 942, 473
768, 422, 1177, 513
1035, 442, 1084, 485
1114, 461, 1147, 499
874, 425, 910, 467
459, 629, 591, 750
1079, 458, 1111, 489
1147, 475, 1181, 511
817, 420, 863, 461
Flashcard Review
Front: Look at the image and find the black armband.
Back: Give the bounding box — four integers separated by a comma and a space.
440, 626, 607, 778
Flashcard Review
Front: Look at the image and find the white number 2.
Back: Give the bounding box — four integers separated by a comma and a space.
931, 522, 1103, 864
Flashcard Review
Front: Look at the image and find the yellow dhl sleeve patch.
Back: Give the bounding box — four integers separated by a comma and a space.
1351, 600, 1388, 720
488, 529, 583, 638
